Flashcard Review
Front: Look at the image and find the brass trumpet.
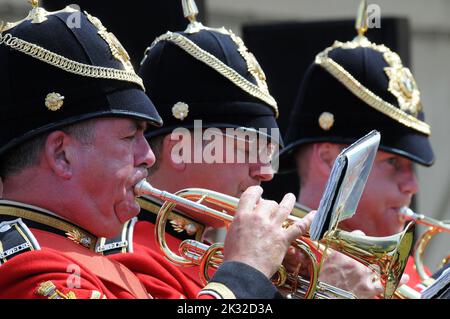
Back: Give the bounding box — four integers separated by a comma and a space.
400, 207, 450, 282
134, 180, 328, 299
134, 179, 414, 299
297, 203, 419, 299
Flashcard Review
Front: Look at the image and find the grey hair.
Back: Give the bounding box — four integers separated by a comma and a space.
0, 120, 96, 179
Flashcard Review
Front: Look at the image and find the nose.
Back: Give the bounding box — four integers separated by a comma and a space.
135, 134, 156, 168
399, 166, 419, 196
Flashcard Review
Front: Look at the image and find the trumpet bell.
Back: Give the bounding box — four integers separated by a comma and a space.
324, 221, 415, 299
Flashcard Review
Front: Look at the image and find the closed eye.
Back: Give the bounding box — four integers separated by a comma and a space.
385, 157, 401, 171
122, 131, 137, 141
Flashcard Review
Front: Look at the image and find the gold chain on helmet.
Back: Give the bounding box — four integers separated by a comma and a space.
149, 31, 279, 117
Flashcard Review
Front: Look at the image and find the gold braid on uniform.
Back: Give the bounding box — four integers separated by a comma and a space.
198, 282, 236, 299
36, 281, 77, 299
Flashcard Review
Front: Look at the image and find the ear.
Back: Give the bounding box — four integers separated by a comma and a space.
311, 143, 341, 175
163, 134, 186, 172
43, 131, 75, 180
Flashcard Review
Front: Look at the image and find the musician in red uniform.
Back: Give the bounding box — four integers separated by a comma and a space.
130, 0, 386, 299
0, 2, 309, 299
277, 12, 434, 294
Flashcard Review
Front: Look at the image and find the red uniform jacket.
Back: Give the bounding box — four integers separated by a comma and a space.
0, 200, 279, 299
404, 255, 432, 292
118, 196, 281, 299
134, 196, 207, 287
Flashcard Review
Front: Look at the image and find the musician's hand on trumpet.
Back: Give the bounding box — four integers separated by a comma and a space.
223, 186, 313, 279
281, 212, 318, 278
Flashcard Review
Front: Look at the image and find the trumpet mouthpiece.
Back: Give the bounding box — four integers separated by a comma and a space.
134, 179, 166, 201
398, 207, 414, 223
134, 179, 151, 197
400, 207, 415, 218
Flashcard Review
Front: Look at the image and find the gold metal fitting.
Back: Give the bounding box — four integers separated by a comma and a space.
318, 112, 335, 131
172, 102, 189, 121
182, 0, 199, 23
45, 92, 65, 111
28, 0, 39, 8
355, 0, 368, 37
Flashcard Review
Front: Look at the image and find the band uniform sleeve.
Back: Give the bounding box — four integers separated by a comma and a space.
198, 261, 282, 299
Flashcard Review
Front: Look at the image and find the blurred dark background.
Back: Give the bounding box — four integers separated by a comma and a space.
42, 0, 207, 69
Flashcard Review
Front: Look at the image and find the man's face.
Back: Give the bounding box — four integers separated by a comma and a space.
181, 132, 276, 198
72, 118, 154, 237
339, 150, 419, 236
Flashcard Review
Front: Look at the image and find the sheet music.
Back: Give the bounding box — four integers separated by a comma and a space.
310, 155, 345, 240
421, 267, 450, 299
335, 132, 379, 223
310, 130, 380, 240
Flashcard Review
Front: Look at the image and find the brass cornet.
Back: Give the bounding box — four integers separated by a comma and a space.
134, 179, 414, 299
400, 207, 450, 283
134, 180, 331, 299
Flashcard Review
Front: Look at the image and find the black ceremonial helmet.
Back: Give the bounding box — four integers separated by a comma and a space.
0, 0, 162, 157
280, 1, 434, 173
139, 0, 280, 143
